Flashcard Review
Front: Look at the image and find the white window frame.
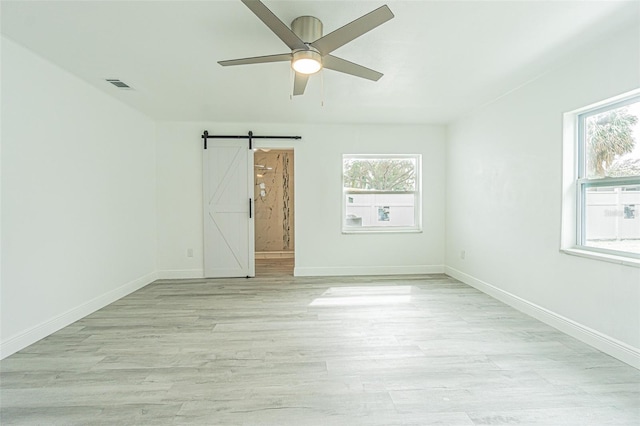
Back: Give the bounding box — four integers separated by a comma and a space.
561, 89, 640, 267
342, 154, 422, 234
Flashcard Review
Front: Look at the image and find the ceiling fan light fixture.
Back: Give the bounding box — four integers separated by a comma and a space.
292, 50, 322, 74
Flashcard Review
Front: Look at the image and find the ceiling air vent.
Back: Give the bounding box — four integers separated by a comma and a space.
106, 79, 132, 89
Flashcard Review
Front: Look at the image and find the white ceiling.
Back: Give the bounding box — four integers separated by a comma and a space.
2, 0, 638, 125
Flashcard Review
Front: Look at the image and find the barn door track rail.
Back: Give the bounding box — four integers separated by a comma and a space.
202, 130, 302, 150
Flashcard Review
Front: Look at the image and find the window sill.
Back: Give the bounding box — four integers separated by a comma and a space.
342, 228, 423, 234
560, 247, 640, 268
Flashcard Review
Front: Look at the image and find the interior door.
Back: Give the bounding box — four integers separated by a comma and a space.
203, 139, 255, 277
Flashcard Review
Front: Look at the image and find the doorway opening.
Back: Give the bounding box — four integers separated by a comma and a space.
254, 148, 295, 276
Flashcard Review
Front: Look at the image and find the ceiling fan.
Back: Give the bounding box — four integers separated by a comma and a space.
218, 0, 394, 96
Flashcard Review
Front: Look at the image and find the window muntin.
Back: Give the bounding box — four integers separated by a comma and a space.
342, 155, 421, 232
576, 96, 640, 257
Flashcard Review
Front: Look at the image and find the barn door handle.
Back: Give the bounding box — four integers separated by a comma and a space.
249, 198, 252, 219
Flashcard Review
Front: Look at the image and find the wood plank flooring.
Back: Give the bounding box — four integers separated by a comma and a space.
1, 271, 639, 425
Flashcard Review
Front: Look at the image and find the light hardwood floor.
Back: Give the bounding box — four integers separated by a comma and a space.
1, 269, 639, 425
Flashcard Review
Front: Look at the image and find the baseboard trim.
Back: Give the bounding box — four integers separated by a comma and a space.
0, 271, 158, 360
445, 266, 640, 370
157, 269, 205, 279
294, 265, 445, 277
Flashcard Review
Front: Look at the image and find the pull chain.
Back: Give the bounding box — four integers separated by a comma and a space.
320, 70, 325, 107
289, 67, 294, 100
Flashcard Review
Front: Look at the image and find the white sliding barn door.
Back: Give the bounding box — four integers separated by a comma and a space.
203, 140, 255, 278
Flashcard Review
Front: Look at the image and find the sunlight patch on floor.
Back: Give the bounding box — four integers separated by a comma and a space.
309, 286, 413, 306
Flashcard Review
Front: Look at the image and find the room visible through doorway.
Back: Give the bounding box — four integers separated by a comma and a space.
254, 149, 294, 276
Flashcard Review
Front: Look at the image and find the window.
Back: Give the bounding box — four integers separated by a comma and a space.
342, 154, 421, 233
564, 91, 640, 262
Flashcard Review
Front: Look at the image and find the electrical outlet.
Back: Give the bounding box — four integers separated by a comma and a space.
460, 250, 466, 260
187, 248, 194, 258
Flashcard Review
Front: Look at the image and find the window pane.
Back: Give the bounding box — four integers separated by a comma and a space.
584, 100, 640, 179
343, 158, 416, 191
583, 185, 640, 254
345, 193, 415, 227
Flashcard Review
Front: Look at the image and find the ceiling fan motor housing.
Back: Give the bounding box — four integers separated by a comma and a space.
291, 16, 323, 43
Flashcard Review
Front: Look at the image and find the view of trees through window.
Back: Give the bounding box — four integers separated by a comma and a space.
343, 156, 421, 231
343, 158, 416, 191
586, 103, 640, 178
582, 99, 640, 255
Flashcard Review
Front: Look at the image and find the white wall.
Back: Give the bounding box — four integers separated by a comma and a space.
445, 25, 640, 367
1, 37, 158, 358
156, 122, 446, 278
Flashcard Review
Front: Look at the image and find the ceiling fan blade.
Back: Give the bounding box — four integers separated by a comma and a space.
293, 72, 309, 96
241, 0, 307, 51
310, 5, 394, 55
218, 53, 292, 66
323, 55, 383, 81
